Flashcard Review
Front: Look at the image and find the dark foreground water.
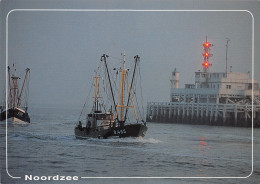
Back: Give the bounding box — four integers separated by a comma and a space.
1, 105, 260, 184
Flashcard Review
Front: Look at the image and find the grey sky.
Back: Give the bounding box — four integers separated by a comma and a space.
0, 0, 259, 108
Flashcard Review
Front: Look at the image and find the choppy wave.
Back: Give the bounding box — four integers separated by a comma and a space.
6, 130, 162, 148
78, 136, 162, 145
136, 137, 162, 144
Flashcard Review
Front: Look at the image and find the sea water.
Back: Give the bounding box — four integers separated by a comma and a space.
0, 104, 259, 184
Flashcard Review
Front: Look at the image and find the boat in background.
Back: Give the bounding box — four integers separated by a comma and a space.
75, 53, 147, 139
0, 64, 31, 123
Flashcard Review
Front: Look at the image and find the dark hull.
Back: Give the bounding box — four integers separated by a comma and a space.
116, 124, 148, 138
0, 108, 30, 123
75, 123, 148, 139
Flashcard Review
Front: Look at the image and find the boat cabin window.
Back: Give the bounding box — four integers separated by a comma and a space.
105, 114, 113, 120
96, 114, 107, 120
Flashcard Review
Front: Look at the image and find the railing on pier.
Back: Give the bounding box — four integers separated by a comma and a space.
146, 102, 260, 127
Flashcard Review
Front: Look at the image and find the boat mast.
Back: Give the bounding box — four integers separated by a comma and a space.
7, 65, 30, 110
124, 55, 139, 121
120, 53, 126, 121
10, 64, 20, 108
93, 70, 101, 112
101, 54, 117, 114
7, 66, 12, 107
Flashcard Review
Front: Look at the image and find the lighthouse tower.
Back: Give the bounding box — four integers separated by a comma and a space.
170, 68, 179, 89
202, 37, 213, 72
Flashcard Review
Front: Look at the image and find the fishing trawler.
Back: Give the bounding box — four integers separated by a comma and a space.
75, 54, 148, 139
0, 64, 31, 123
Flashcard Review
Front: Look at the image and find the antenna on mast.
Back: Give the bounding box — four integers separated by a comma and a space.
225, 38, 230, 76
123, 51, 126, 69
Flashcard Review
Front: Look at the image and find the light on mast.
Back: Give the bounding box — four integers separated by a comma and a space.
202, 38, 213, 72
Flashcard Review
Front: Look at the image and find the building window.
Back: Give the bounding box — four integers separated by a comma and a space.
226, 85, 231, 89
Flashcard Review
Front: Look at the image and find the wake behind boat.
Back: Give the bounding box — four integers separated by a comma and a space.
75, 54, 147, 139
0, 64, 31, 123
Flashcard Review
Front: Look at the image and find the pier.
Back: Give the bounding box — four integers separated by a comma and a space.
146, 38, 260, 127
147, 101, 260, 127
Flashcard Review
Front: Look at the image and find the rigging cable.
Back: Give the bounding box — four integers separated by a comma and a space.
133, 75, 143, 121
23, 69, 30, 109
77, 79, 94, 122
132, 62, 145, 121
138, 63, 145, 121
102, 57, 121, 113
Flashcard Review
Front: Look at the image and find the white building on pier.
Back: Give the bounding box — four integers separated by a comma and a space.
147, 38, 260, 127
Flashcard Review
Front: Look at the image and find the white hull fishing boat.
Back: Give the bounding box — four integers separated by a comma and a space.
0, 64, 31, 123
